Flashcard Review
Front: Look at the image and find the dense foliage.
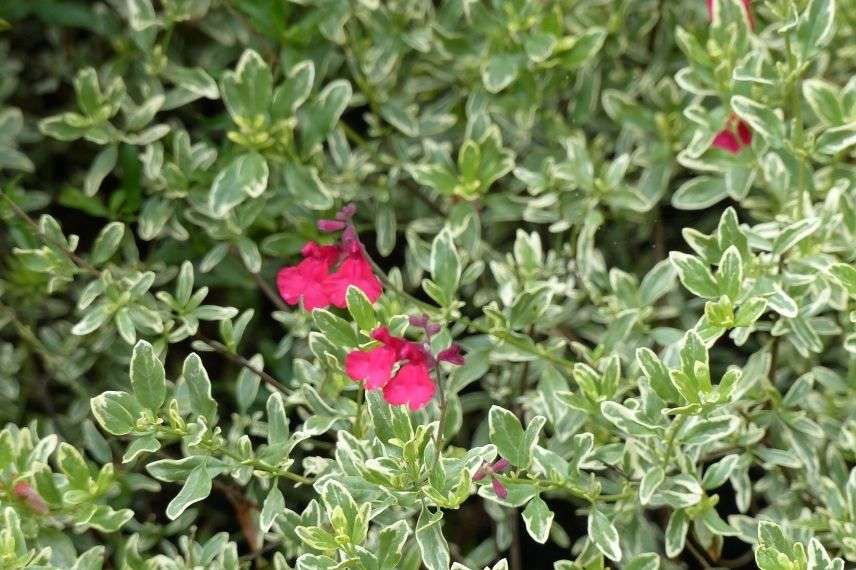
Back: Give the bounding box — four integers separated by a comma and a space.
1, 0, 855, 569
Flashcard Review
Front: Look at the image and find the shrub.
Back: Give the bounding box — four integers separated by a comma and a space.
1, 0, 855, 569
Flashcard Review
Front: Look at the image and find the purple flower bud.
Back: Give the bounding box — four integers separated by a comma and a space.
425, 323, 441, 335
336, 202, 357, 221
437, 343, 465, 365
317, 219, 347, 232
409, 314, 430, 328
473, 465, 488, 481
492, 458, 510, 473
492, 477, 509, 500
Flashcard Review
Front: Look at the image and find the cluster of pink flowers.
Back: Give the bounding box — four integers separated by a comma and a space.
277, 204, 382, 311
706, 0, 755, 155
277, 205, 464, 412
345, 316, 464, 410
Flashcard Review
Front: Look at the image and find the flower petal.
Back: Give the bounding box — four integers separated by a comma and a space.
276, 257, 333, 310
344, 346, 397, 389
324, 254, 383, 308
382, 362, 436, 411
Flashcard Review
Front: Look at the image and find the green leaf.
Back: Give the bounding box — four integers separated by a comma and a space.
815, 123, 856, 155
731, 96, 786, 147
802, 79, 844, 124
796, 0, 836, 59
182, 353, 217, 421
637, 348, 680, 402
600, 401, 659, 436
415, 507, 450, 570
672, 176, 728, 210
209, 152, 269, 218
665, 509, 689, 558
90, 391, 142, 436
260, 484, 284, 533
560, 28, 607, 69
346, 286, 378, 331
482, 54, 520, 94
625, 553, 660, 570
313, 308, 359, 347
829, 263, 856, 296
221, 49, 273, 120
84, 145, 118, 196
639, 467, 665, 505
670, 252, 719, 298
772, 218, 821, 255
90, 221, 124, 265
716, 246, 743, 302
588, 507, 622, 562
522, 496, 554, 544
266, 392, 290, 445
130, 340, 166, 412
300, 80, 352, 153
430, 228, 461, 304
166, 464, 213, 520
488, 406, 528, 468
122, 433, 161, 463
163, 65, 219, 100
58, 442, 90, 489
127, 0, 157, 31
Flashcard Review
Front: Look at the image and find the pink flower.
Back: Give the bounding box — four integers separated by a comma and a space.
344, 325, 463, 411
276, 205, 383, 310
492, 478, 509, 500
382, 362, 436, 411
711, 115, 753, 154
437, 344, 465, 365
323, 254, 383, 309
14, 481, 49, 514
707, 0, 754, 29
474, 458, 511, 499
345, 346, 397, 389
276, 242, 339, 310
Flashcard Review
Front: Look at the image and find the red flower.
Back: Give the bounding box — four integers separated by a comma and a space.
711, 115, 753, 154
345, 325, 463, 411
382, 362, 436, 411
707, 0, 754, 29
14, 481, 49, 514
276, 242, 341, 310
344, 346, 397, 390
323, 254, 383, 309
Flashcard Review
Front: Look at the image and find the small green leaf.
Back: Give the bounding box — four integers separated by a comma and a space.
588, 507, 622, 562
130, 340, 166, 412
522, 496, 554, 544
90, 221, 124, 265
166, 464, 213, 520
182, 354, 217, 421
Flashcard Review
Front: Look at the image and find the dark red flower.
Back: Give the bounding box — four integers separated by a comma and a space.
712, 115, 753, 154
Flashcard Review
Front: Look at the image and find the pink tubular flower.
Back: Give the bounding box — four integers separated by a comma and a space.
707, 0, 754, 29
276, 205, 382, 310
14, 481, 49, 514
474, 458, 511, 499
344, 323, 464, 411
711, 115, 753, 154
383, 362, 436, 411
323, 254, 383, 308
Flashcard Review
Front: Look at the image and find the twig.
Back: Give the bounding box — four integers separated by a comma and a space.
194, 332, 291, 394
249, 268, 290, 312
1, 188, 100, 275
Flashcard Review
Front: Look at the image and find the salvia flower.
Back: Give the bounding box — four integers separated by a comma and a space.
473, 458, 511, 499
13, 481, 49, 514
277, 204, 382, 310
711, 114, 753, 154
344, 324, 464, 411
